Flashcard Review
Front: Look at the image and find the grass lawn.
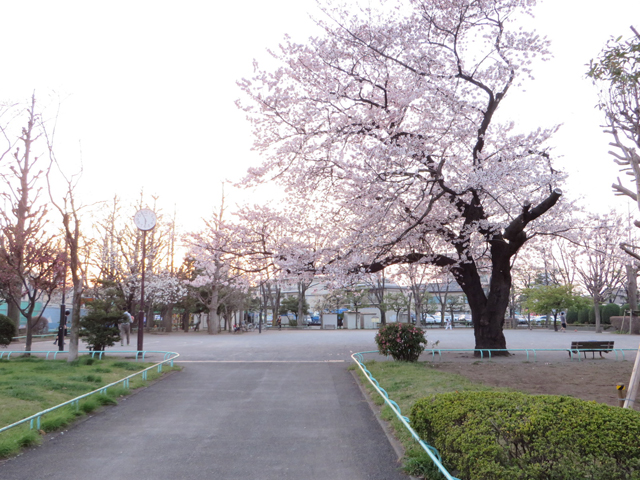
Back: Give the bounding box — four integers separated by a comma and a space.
0, 355, 179, 458
353, 360, 508, 478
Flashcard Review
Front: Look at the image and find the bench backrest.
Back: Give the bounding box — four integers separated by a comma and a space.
570, 341, 614, 350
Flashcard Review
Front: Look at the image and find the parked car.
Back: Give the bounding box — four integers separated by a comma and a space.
422, 314, 439, 324
305, 315, 321, 325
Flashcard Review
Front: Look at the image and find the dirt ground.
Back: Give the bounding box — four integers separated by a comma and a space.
429, 355, 638, 409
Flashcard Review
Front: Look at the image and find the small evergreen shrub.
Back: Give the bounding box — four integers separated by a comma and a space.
0, 314, 16, 346
566, 307, 578, 324
410, 391, 640, 480
375, 323, 426, 362
79, 311, 121, 351
603, 302, 621, 324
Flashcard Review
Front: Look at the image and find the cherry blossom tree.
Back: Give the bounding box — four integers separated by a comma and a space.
145, 272, 187, 331
572, 212, 626, 333
91, 195, 172, 315
186, 201, 247, 334
239, 0, 568, 353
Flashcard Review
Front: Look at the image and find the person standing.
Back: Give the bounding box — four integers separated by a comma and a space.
560, 312, 567, 332
120, 311, 132, 346
445, 317, 452, 330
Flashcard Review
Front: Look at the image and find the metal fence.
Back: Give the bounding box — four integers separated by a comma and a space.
352, 350, 460, 480
0, 350, 179, 435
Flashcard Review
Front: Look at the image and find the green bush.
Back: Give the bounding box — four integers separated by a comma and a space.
566, 307, 578, 324
578, 306, 590, 324
79, 311, 121, 351
603, 303, 621, 324
375, 323, 426, 362
0, 313, 16, 346
410, 391, 640, 480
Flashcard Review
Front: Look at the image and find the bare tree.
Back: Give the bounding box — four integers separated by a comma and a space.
0, 95, 64, 351
573, 213, 626, 333
365, 272, 387, 325
395, 263, 434, 326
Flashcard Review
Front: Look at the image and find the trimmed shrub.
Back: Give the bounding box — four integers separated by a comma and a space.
578, 306, 590, 324
566, 307, 578, 324
375, 323, 426, 362
603, 303, 621, 324
410, 391, 640, 480
0, 314, 16, 346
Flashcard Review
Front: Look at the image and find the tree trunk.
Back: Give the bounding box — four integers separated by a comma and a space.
24, 314, 33, 354
628, 264, 638, 334
162, 304, 173, 332
182, 310, 190, 331
67, 282, 83, 362
455, 247, 510, 356
207, 287, 220, 334
297, 281, 310, 325
7, 298, 20, 333
594, 297, 603, 333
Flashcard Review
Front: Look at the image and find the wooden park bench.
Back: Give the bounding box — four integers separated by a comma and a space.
568, 340, 615, 359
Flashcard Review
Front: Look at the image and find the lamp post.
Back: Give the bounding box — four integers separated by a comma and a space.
133, 209, 157, 352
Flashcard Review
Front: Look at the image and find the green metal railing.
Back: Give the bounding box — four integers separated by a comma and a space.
0, 350, 179, 435
422, 347, 634, 362
352, 350, 460, 480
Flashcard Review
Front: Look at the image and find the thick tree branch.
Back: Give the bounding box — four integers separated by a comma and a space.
503, 189, 563, 242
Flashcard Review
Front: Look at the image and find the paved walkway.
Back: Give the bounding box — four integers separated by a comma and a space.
0, 330, 409, 480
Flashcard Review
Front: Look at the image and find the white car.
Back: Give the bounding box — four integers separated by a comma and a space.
422, 315, 439, 324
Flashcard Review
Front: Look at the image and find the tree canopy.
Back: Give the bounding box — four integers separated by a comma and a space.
239, 0, 567, 352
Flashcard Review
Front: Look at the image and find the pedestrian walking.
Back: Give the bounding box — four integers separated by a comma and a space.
560, 312, 567, 332
120, 311, 132, 346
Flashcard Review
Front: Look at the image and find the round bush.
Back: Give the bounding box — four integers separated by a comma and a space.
602, 302, 621, 324
410, 391, 640, 480
0, 314, 16, 347
375, 322, 426, 362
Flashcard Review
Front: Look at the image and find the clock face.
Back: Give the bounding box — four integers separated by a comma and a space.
134, 209, 157, 231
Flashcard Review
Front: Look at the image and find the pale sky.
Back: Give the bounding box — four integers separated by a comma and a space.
1, 0, 639, 232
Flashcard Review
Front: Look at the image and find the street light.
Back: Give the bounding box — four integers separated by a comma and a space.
133, 208, 157, 352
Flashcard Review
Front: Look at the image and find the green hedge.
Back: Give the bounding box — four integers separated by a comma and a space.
578, 306, 590, 324
410, 391, 640, 480
566, 307, 579, 324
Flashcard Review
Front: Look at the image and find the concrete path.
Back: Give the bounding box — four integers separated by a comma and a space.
0, 330, 409, 480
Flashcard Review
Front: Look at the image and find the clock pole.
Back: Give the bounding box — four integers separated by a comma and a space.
138, 229, 147, 352
133, 209, 157, 352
